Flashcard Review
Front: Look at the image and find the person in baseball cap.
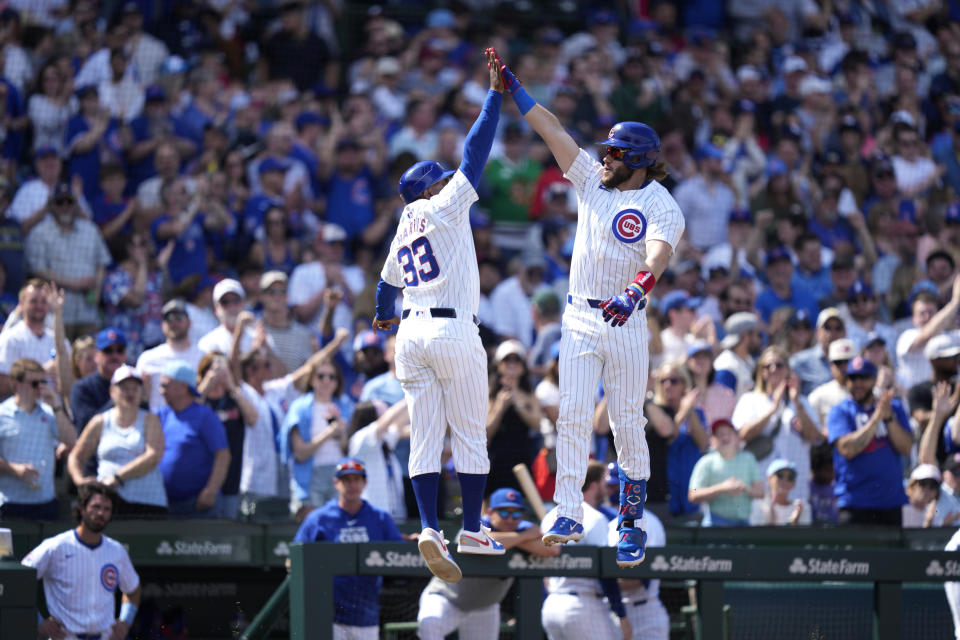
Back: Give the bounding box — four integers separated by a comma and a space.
161, 359, 201, 397
904, 463, 942, 527
69, 327, 130, 441
807, 338, 857, 427
353, 330, 387, 379
753, 458, 811, 525
688, 419, 763, 526
716, 312, 763, 396
198, 278, 258, 355
334, 457, 367, 478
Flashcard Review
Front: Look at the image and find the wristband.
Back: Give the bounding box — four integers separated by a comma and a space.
629, 270, 656, 296
119, 601, 137, 625
511, 86, 536, 115
113, 474, 125, 487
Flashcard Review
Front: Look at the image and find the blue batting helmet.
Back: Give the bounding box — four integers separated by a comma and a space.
596, 121, 660, 170
398, 161, 456, 204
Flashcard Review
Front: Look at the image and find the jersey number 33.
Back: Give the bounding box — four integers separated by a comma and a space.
397, 236, 440, 286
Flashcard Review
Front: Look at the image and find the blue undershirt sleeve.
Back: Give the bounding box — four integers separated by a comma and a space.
375, 279, 400, 321
459, 90, 502, 189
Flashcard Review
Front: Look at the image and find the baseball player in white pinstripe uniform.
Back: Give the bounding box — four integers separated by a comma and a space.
608, 511, 670, 640
372, 49, 506, 583
22, 482, 140, 640
541, 498, 630, 639
492, 51, 684, 567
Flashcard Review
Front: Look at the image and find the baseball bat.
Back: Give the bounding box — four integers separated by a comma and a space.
512, 463, 547, 521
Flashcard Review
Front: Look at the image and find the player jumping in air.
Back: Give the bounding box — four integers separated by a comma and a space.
490, 50, 685, 567
372, 48, 506, 582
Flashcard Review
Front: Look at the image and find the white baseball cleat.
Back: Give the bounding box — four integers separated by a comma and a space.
456, 526, 506, 555
418, 528, 462, 582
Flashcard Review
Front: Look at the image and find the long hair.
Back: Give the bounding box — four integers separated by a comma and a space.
755, 345, 790, 394
646, 160, 669, 182
73, 481, 117, 522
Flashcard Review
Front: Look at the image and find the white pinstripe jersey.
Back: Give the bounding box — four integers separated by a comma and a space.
564, 149, 685, 298
23, 530, 139, 634
381, 170, 480, 314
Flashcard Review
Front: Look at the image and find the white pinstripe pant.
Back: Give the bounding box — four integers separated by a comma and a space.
395, 315, 491, 477
554, 298, 650, 523
542, 592, 620, 640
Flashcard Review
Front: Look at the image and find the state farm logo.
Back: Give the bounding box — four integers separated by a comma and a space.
506, 552, 592, 571
273, 541, 289, 557
364, 550, 426, 569
648, 554, 733, 573
154, 540, 234, 557
788, 557, 869, 576
926, 559, 960, 577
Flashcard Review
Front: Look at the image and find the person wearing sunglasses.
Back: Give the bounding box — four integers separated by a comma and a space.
733, 346, 821, 504
828, 357, 913, 526
417, 487, 558, 640
750, 458, 811, 526
69, 328, 129, 448
292, 456, 404, 640
490, 50, 685, 570
903, 463, 943, 528
0, 358, 76, 520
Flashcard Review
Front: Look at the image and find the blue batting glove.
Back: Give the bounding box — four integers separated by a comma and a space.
598, 289, 646, 327
491, 50, 523, 96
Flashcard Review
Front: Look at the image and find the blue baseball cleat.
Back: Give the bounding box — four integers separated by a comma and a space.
542, 516, 584, 546
616, 525, 647, 567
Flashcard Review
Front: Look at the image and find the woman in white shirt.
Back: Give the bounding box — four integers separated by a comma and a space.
28, 60, 72, 153
732, 346, 822, 501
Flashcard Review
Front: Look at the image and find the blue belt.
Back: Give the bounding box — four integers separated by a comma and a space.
631, 599, 649, 606
401, 308, 479, 324
567, 294, 602, 308
75, 634, 102, 640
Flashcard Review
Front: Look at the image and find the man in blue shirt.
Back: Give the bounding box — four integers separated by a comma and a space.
293, 457, 404, 639
755, 246, 819, 323
827, 357, 912, 525
155, 359, 230, 517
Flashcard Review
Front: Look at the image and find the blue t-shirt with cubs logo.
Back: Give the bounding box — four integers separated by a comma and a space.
827, 397, 910, 510
294, 498, 403, 627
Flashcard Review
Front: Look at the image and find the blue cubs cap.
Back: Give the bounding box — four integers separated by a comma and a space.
766, 157, 788, 177
729, 207, 753, 224
909, 279, 939, 305
96, 328, 127, 351
489, 487, 524, 509
258, 157, 289, 175
846, 356, 878, 377
34, 145, 59, 159
687, 339, 712, 358
145, 85, 166, 102
334, 457, 367, 478
788, 309, 813, 329
295, 111, 327, 131
353, 330, 384, 353
864, 331, 886, 348
696, 142, 725, 160
765, 246, 792, 267
714, 369, 738, 392
848, 280, 874, 301
767, 458, 797, 477
660, 290, 695, 314
161, 359, 200, 396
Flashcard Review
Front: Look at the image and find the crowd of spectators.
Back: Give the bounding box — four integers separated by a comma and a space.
1, 1, 960, 530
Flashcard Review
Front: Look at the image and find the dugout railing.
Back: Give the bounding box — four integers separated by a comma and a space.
3, 520, 960, 639
286, 541, 960, 640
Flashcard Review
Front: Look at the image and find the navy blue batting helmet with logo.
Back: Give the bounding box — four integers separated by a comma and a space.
597, 121, 661, 170
398, 160, 456, 204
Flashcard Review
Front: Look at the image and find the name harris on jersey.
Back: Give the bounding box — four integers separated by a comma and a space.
396, 209, 427, 244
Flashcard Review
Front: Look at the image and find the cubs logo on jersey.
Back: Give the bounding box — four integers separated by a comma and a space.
100, 563, 119, 591
611, 209, 647, 243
